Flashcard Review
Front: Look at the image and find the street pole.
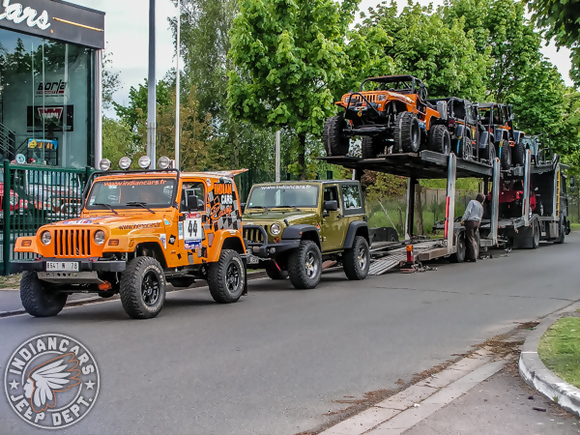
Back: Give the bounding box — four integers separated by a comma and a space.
275, 130, 280, 182
147, 0, 157, 168
174, 0, 180, 170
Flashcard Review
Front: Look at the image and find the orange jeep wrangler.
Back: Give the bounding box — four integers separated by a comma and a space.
11, 156, 248, 319
324, 75, 448, 158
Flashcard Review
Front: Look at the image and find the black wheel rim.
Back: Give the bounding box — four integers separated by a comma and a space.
141, 271, 160, 306
226, 262, 241, 293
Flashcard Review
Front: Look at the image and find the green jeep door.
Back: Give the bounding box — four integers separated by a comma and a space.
321, 184, 347, 252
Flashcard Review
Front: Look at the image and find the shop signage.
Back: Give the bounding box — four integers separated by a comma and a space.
0, 0, 104, 49
27, 138, 58, 150
36, 80, 67, 96
27, 105, 74, 132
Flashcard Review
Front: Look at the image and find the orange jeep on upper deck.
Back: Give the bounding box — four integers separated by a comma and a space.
323, 75, 449, 158
12, 156, 248, 319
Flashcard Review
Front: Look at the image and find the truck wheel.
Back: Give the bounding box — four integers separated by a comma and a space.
20, 271, 67, 317
208, 249, 245, 303
395, 112, 421, 153
554, 219, 566, 244
120, 256, 166, 319
531, 220, 540, 249
343, 236, 370, 280
323, 115, 350, 156
265, 261, 288, 280
450, 232, 466, 263
500, 142, 512, 169
513, 141, 525, 166
429, 125, 451, 155
288, 240, 322, 289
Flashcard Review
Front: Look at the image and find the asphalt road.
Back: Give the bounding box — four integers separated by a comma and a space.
1, 235, 579, 435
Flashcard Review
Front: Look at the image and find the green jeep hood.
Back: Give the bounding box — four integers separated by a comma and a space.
242, 209, 320, 227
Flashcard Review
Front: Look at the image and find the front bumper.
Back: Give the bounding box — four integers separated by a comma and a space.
11, 258, 126, 274
243, 224, 300, 260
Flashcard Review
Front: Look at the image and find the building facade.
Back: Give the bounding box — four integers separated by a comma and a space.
0, 0, 104, 168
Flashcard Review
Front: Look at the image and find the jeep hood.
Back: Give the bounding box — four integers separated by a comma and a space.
243, 210, 317, 225
49, 215, 166, 229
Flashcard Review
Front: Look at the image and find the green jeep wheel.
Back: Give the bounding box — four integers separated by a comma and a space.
343, 236, 370, 280
288, 240, 322, 289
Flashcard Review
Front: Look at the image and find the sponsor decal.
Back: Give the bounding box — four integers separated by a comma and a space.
168, 235, 176, 245
184, 213, 202, 243
163, 219, 170, 226
27, 138, 57, 150
117, 222, 161, 230
159, 234, 167, 249
103, 179, 168, 187
177, 222, 184, 240
4, 333, 99, 430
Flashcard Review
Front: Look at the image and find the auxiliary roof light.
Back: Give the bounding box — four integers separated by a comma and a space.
157, 156, 171, 169
99, 159, 111, 171
119, 156, 132, 170
138, 155, 152, 169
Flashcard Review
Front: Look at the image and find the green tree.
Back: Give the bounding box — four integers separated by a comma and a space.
102, 117, 135, 167
228, 0, 360, 179
528, 0, 580, 84
102, 49, 120, 111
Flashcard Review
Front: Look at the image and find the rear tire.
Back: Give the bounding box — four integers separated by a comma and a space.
288, 240, 322, 289
361, 136, 380, 158
343, 236, 370, 280
323, 115, 350, 156
513, 141, 525, 166
395, 112, 421, 153
532, 220, 540, 249
429, 125, 451, 155
459, 136, 473, 161
120, 256, 166, 319
482, 138, 496, 164
208, 249, 245, 303
20, 271, 67, 317
554, 218, 566, 244
500, 141, 512, 169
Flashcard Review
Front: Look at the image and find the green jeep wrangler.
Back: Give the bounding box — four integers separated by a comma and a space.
242, 180, 370, 289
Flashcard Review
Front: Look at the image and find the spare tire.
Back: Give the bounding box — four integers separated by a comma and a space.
395, 112, 421, 153
513, 140, 525, 166
500, 142, 512, 169
429, 124, 451, 155
323, 115, 350, 156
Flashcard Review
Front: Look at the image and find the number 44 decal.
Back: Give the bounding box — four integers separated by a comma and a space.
184, 216, 202, 242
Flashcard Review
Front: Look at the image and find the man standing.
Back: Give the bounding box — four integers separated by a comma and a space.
461, 193, 485, 262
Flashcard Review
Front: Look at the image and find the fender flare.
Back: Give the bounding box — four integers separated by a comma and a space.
206, 231, 247, 263
282, 224, 321, 247
343, 221, 369, 249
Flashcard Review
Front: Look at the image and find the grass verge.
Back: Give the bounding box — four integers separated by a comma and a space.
570, 222, 580, 231
0, 274, 21, 289
538, 317, 580, 389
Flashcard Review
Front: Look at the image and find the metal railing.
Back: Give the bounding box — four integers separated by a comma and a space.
0, 122, 16, 161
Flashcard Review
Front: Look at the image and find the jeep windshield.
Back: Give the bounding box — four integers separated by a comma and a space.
86, 178, 176, 210
360, 75, 417, 93
247, 184, 320, 209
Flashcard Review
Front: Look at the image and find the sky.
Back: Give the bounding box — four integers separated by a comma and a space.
72, 0, 574, 113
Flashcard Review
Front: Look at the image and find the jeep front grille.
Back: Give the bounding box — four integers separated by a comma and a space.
347, 93, 377, 104
243, 226, 266, 244
54, 229, 92, 257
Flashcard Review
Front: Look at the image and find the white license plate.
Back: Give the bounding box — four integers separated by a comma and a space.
46, 261, 79, 272
247, 255, 260, 265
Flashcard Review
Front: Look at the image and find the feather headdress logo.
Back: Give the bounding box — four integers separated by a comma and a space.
4, 333, 100, 429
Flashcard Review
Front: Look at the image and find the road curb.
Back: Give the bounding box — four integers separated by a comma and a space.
0, 270, 269, 318
519, 301, 580, 418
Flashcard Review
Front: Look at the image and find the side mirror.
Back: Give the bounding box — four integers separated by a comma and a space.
187, 193, 199, 211
324, 200, 338, 211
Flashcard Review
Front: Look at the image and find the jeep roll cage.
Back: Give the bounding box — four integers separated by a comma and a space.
359, 75, 424, 94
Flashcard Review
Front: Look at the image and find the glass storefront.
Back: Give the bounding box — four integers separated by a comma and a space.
0, 28, 94, 168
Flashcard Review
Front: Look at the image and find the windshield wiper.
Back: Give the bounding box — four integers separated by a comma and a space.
93, 203, 118, 215
274, 205, 299, 211
125, 201, 155, 214
247, 205, 270, 212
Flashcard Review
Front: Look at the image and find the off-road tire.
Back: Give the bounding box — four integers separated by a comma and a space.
395, 112, 421, 153
20, 271, 67, 317
450, 232, 466, 263
459, 136, 473, 161
288, 240, 322, 289
513, 140, 525, 166
120, 256, 166, 319
481, 138, 496, 164
429, 125, 451, 155
361, 136, 379, 159
323, 115, 350, 156
343, 236, 370, 280
208, 249, 245, 303
500, 141, 512, 170
265, 261, 288, 280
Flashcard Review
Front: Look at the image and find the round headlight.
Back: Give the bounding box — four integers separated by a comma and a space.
99, 158, 111, 171
94, 230, 106, 245
119, 156, 132, 170
41, 231, 52, 245
377, 94, 386, 101
270, 223, 282, 236
158, 156, 171, 169
138, 155, 152, 169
